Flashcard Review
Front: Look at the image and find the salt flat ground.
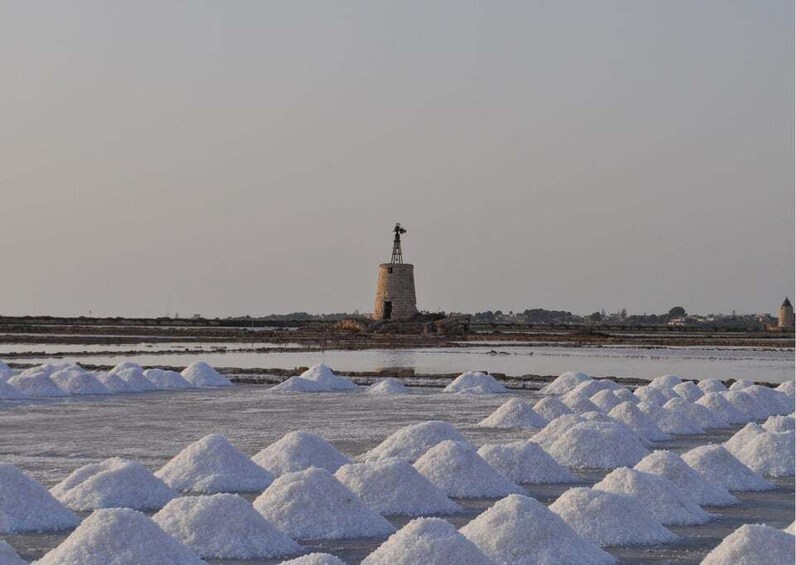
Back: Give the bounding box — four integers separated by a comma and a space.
0, 385, 793, 564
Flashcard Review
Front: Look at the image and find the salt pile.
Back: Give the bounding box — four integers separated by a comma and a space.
634, 450, 738, 506
477, 440, 575, 484
478, 398, 546, 428
365, 378, 409, 394
701, 523, 795, 565
533, 396, 573, 421
153, 493, 302, 560
698, 378, 728, 393
649, 374, 683, 389
413, 440, 523, 498
590, 390, 622, 412
722, 390, 768, 420
541, 371, 591, 395
253, 467, 395, 540
549, 487, 676, 546
49, 365, 110, 395
634, 385, 676, 405
334, 459, 460, 516
672, 381, 703, 402
560, 390, 601, 414
731, 430, 795, 477
0, 360, 14, 379
157, 434, 274, 493
776, 380, 795, 395
51, 457, 177, 511
0, 379, 27, 400
270, 376, 330, 393
744, 385, 793, 416
787, 522, 795, 534
608, 402, 670, 441
763, 414, 795, 432
6, 372, 67, 398
460, 494, 615, 565
532, 414, 584, 448
545, 421, 649, 469
35, 508, 204, 565
724, 423, 767, 456
144, 368, 193, 390
637, 401, 705, 435
0, 463, 79, 533
297, 364, 356, 391
664, 398, 728, 429
613, 388, 638, 403
569, 379, 622, 398
443, 371, 508, 394
181, 361, 232, 388
110, 362, 158, 391
281, 554, 346, 565
361, 421, 468, 462
361, 517, 491, 565
593, 468, 711, 525
95, 371, 136, 393
253, 431, 351, 476
696, 393, 747, 424
0, 540, 25, 565
681, 445, 772, 491
729, 379, 755, 391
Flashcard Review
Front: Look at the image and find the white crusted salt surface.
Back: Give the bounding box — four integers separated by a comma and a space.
280, 554, 346, 565
297, 364, 356, 391
698, 378, 728, 393
95, 371, 136, 393
49, 366, 110, 395
270, 377, 330, 393
0, 379, 27, 400
144, 369, 193, 390
560, 391, 601, 414
731, 430, 795, 477
181, 361, 232, 388
365, 378, 409, 394
593, 468, 711, 525
51, 457, 177, 511
649, 374, 683, 389
6, 373, 67, 398
549, 487, 677, 547
590, 390, 622, 412
532, 414, 584, 448
664, 398, 729, 429
0, 540, 25, 565
696, 393, 747, 425
672, 381, 703, 402
460, 494, 615, 565
763, 414, 795, 432
253, 431, 351, 476
334, 459, 461, 516
361, 421, 468, 463
443, 371, 508, 394
608, 402, 671, 441
637, 401, 705, 435
681, 445, 773, 491
253, 467, 395, 540
361, 517, 491, 565
157, 434, 274, 493
700, 523, 795, 565
729, 379, 755, 391
722, 390, 768, 421
0, 463, 79, 533
478, 398, 546, 428
541, 371, 591, 395
413, 440, 524, 498
634, 451, 738, 506
34, 508, 204, 565
153, 493, 302, 560
477, 440, 575, 484
545, 421, 649, 469
533, 396, 573, 422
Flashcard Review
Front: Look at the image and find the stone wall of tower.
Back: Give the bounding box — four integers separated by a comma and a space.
778, 303, 794, 328
373, 263, 417, 321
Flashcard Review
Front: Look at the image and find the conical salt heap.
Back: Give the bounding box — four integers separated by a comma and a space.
281, 554, 346, 565
334, 459, 461, 516
593, 468, 711, 526
153, 493, 302, 560
664, 398, 729, 429
157, 434, 274, 493
413, 440, 524, 498
0, 540, 25, 565
443, 371, 508, 394
361, 517, 491, 565
649, 374, 683, 389
608, 402, 670, 441
549, 487, 676, 547
270, 376, 330, 393
696, 393, 747, 424
590, 390, 622, 412
724, 423, 767, 456
297, 364, 356, 391
477, 440, 575, 484
478, 398, 546, 429
0, 360, 14, 379
701, 523, 795, 565
634, 385, 677, 406
253, 467, 395, 540
729, 379, 755, 391
776, 380, 795, 396
95, 371, 136, 393
637, 401, 705, 435
633, 450, 738, 506
744, 385, 794, 416
560, 391, 601, 414
365, 378, 409, 394
110, 362, 158, 391
682, 444, 772, 491
50, 365, 110, 395
6, 372, 67, 398
541, 371, 591, 395
51, 457, 177, 511
361, 421, 468, 463
533, 396, 573, 422
181, 361, 232, 388
721, 390, 766, 421
672, 381, 703, 402
545, 421, 649, 469
460, 494, 615, 565
731, 430, 795, 477
532, 414, 584, 448
144, 368, 193, 390
0, 379, 27, 400
698, 378, 727, 393
253, 431, 351, 476
763, 414, 795, 432
35, 508, 204, 565
0, 463, 79, 533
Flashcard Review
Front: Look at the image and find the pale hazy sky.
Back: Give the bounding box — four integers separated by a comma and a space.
1, 1, 793, 317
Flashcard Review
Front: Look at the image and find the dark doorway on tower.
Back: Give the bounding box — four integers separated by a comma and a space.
383, 301, 392, 320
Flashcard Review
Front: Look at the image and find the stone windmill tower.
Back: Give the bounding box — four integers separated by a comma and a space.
778, 297, 794, 328
373, 223, 417, 321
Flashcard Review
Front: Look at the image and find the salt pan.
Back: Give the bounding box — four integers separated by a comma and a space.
634, 450, 738, 506
0, 464, 79, 533
701, 524, 795, 565
477, 440, 575, 484
443, 371, 508, 394
361, 421, 468, 463
681, 445, 772, 491
478, 398, 546, 428
253, 431, 351, 476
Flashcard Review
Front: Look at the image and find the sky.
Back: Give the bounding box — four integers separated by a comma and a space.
1, 1, 793, 318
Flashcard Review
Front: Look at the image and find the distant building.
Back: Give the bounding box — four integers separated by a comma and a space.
373, 223, 417, 321
778, 297, 794, 328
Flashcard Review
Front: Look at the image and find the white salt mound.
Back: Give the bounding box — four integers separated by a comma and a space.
549, 487, 676, 547
477, 440, 575, 484
732, 430, 795, 477
144, 368, 193, 390
18, 363, 63, 377
361, 421, 468, 462
365, 378, 408, 394
608, 402, 670, 441
590, 390, 622, 412
560, 391, 601, 414
362, 517, 491, 565
545, 421, 649, 469
443, 371, 508, 394
664, 398, 728, 429
335, 459, 461, 516
0, 540, 25, 565
724, 423, 767, 456
298, 364, 356, 391
614, 388, 638, 403
634, 450, 738, 506
153, 493, 302, 560
729, 379, 755, 391
414, 440, 523, 498
672, 381, 703, 402
6, 373, 67, 398
95, 371, 136, 393
650, 374, 683, 389
270, 377, 330, 393
181, 361, 232, 388
533, 396, 573, 421
634, 385, 677, 405
0, 360, 14, 379
570, 380, 622, 399
637, 401, 705, 435
532, 414, 584, 448
722, 390, 767, 421
35, 508, 204, 565
744, 385, 793, 416
460, 494, 615, 565
49, 365, 110, 395
478, 398, 546, 428
0, 463, 79, 533
157, 434, 274, 493
280, 554, 346, 565
51, 457, 177, 511
776, 380, 795, 396
253, 467, 395, 540
696, 393, 747, 425
593, 468, 711, 525
698, 378, 728, 393
763, 414, 795, 432
253, 431, 351, 476
541, 371, 591, 395
0, 379, 27, 400
701, 523, 795, 565
110, 363, 158, 392
786, 522, 795, 534
681, 445, 772, 491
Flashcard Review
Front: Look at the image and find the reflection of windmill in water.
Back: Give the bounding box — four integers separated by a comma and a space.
373, 223, 417, 321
